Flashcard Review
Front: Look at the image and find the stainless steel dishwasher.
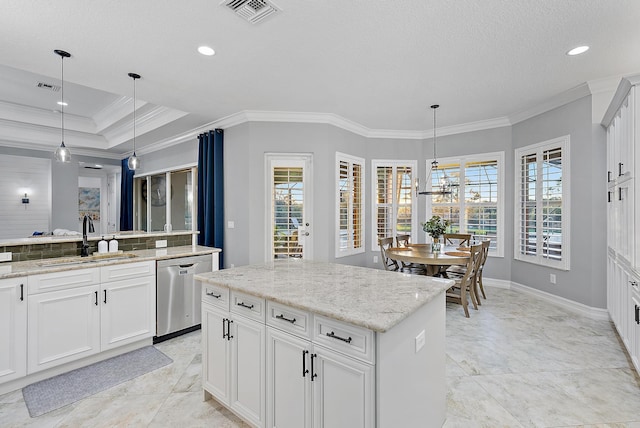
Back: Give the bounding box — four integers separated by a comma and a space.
155, 254, 212, 342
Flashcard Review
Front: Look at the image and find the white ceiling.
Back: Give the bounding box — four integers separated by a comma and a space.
1, 0, 639, 157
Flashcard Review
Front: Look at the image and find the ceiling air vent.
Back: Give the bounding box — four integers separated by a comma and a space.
222, 0, 280, 24
36, 82, 61, 92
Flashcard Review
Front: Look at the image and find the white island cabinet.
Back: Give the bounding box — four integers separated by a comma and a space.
197, 260, 451, 428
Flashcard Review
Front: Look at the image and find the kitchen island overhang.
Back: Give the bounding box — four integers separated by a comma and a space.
196, 259, 451, 428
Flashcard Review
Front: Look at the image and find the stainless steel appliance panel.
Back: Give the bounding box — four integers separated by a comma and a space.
156, 254, 212, 337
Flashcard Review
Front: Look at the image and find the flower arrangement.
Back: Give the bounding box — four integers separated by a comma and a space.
421, 215, 450, 239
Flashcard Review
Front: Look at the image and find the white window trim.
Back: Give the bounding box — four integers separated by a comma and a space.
425, 151, 505, 258
335, 152, 365, 258
370, 159, 418, 251
514, 135, 571, 270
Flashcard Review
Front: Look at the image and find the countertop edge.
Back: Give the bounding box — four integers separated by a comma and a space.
195, 271, 451, 333
0, 245, 221, 279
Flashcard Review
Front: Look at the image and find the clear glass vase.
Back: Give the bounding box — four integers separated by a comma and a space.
431, 237, 441, 253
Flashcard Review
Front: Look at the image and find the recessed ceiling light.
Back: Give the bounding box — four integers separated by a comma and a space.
567, 45, 589, 56
198, 46, 215, 56
57, 101, 68, 106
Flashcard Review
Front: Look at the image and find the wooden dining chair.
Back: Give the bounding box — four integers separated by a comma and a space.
378, 237, 399, 271
443, 233, 472, 247
396, 234, 410, 247
476, 239, 491, 300
446, 243, 482, 317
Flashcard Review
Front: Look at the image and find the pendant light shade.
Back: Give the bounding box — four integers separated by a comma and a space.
417, 104, 452, 196
54, 50, 71, 163
127, 72, 141, 171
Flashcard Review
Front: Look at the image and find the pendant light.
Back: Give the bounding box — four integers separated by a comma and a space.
416, 104, 452, 196
127, 72, 141, 170
54, 49, 71, 162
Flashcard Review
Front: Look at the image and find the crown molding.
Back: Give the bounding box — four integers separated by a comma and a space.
508, 83, 592, 125
587, 75, 622, 95
93, 96, 148, 133
0, 117, 107, 149
601, 72, 640, 127
0, 100, 97, 133
0, 138, 123, 159
426, 116, 511, 138
102, 105, 188, 148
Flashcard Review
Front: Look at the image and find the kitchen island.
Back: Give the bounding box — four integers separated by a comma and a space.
195, 259, 451, 428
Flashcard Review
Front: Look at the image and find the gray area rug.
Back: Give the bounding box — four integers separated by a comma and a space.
22, 346, 173, 417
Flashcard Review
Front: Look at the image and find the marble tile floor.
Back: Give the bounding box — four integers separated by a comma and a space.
1, 288, 639, 427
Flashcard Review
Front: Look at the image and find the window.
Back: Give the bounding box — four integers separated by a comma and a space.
134, 167, 197, 233
336, 153, 365, 257
371, 160, 417, 250
427, 152, 504, 257
515, 136, 570, 269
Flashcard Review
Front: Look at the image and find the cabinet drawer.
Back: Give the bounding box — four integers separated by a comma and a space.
313, 315, 375, 364
29, 267, 100, 294
230, 291, 264, 322
101, 261, 155, 282
202, 283, 229, 310
266, 301, 312, 339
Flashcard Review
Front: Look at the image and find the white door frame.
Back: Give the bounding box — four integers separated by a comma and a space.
264, 153, 314, 262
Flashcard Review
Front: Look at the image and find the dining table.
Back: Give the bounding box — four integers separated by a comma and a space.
385, 244, 471, 277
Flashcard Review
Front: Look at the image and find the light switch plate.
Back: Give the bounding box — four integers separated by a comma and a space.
155, 240, 167, 248
227, 221, 235, 229
0, 252, 12, 262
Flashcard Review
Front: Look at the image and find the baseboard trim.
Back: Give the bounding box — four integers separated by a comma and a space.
482, 278, 512, 289
509, 280, 610, 321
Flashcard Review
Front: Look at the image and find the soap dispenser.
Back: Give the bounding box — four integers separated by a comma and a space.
108, 235, 119, 253
98, 236, 108, 254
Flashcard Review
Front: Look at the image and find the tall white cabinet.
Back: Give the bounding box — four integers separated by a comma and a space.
0, 277, 27, 383
604, 73, 640, 373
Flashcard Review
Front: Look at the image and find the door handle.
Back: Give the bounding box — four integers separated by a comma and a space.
227, 319, 233, 340
310, 353, 318, 381
302, 350, 309, 377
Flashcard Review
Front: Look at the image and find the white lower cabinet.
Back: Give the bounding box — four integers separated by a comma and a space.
0, 277, 27, 383
265, 326, 373, 428
27, 261, 155, 374
101, 275, 156, 351
28, 284, 101, 373
202, 301, 265, 427
630, 286, 640, 371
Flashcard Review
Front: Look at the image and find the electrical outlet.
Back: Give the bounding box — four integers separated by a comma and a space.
230, 263, 235, 268
415, 330, 426, 353
550, 273, 556, 284
155, 240, 167, 248
373, 255, 379, 264
0, 252, 12, 262
227, 221, 235, 229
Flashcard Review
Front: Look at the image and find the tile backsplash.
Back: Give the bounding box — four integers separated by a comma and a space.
1, 234, 193, 262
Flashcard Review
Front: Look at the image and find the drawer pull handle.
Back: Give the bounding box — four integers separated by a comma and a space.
326, 331, 352, 344
20, 283, 24, 301
276, 314, 296, 324
227, 319, 233, 340
94, 291, 98, 306
206, 291, 222, 299
222, 318, 227, 339
237, 302, 254, 310
103, 289, 107, 304
636, 304, 640, 324
619, 162, 624, 177
302, 350, 309, 377
608, 171, 612, 182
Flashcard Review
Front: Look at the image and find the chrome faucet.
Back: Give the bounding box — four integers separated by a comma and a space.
81, 214, 95, 257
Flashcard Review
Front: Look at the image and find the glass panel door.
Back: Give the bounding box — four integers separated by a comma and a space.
267, 154, 313, 261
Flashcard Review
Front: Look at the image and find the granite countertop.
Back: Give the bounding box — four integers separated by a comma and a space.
0, 230, 196, 246
195, 259, 452, 333
0, 245, 220, 279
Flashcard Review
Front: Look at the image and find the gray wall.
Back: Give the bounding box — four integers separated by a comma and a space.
135, 96, 606, 309
512, 95, 607, 308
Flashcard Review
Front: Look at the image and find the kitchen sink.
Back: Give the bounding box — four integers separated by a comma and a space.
37, 253, 138, 267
